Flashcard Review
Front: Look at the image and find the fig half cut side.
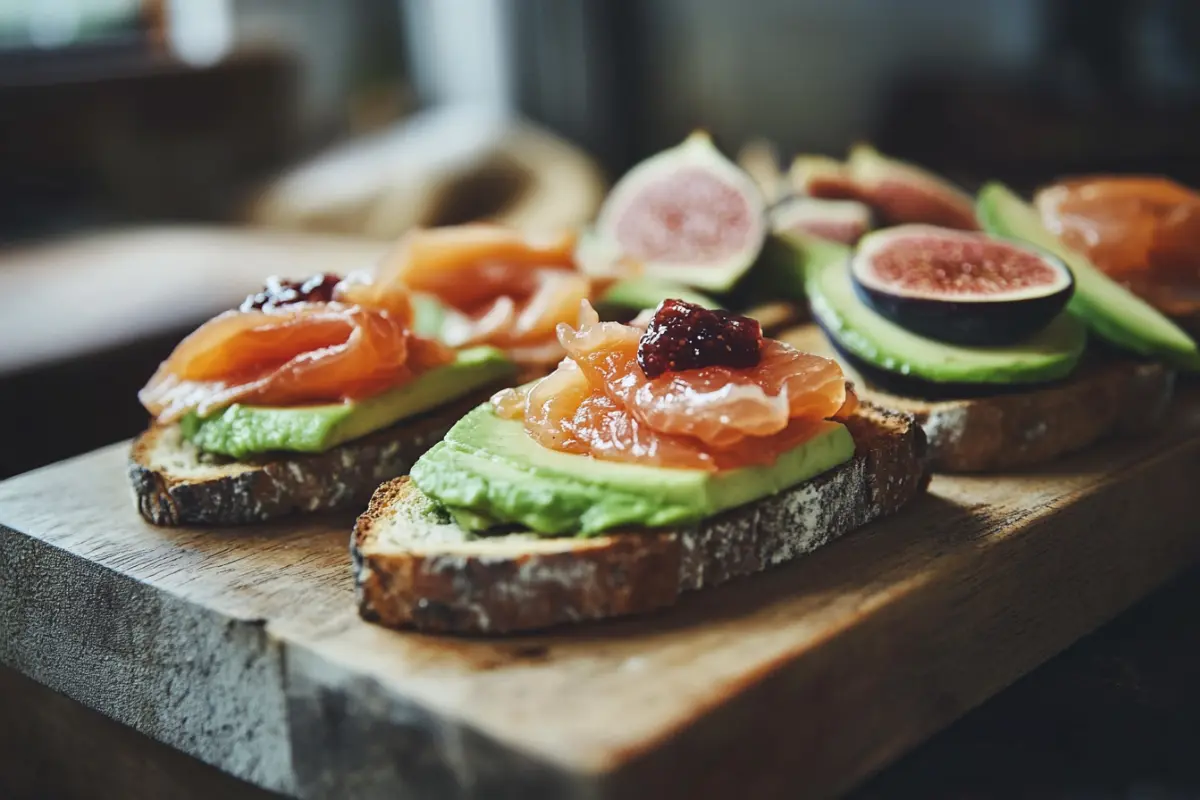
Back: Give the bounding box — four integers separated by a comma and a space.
771, 195, 873, 245
577, 131, 768, 293
791, 145, 979, 231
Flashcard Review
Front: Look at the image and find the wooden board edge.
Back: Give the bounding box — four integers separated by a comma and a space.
0, 523, 297, 795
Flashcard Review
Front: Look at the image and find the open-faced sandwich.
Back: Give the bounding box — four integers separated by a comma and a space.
352, 298, 929, 634
790, 177, 1198, 472
131, 226, 598, 526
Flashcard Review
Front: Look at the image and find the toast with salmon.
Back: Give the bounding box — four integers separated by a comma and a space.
353, 402, 927, 634
128, 226, 594, 526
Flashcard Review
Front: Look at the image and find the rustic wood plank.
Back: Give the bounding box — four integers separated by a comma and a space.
2, 392, 1199, 798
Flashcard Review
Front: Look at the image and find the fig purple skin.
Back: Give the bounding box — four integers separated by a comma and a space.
851, 226, 1074, 347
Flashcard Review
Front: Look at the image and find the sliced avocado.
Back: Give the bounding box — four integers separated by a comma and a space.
977, 182, 1200, 370
409, 404, 855, 537
803, 236, 1087, 384
410, 292, 449, 340
598, 278, 723, 316
182, 347, 514, 459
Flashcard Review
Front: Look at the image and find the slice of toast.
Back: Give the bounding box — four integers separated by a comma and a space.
129, 392, 493, 527
352, 403, 928, 634
783, 325, 1175, 472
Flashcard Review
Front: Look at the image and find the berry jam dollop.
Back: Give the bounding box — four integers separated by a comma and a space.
241, 273, 342, 312
636, 299, 763, 379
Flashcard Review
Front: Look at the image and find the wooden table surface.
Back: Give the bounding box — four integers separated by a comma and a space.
2, 385, 1199, 798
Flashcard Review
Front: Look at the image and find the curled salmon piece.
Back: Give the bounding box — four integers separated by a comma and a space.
378, 225, 590, 365
140, 279, 453, 424
1037, 177, 1200, 316
493, 302, 856, 470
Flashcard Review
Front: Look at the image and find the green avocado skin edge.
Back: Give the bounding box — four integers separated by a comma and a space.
410, 404, 856, 538
977, 182, 1200, 371
182, 346, 514, 459
799, 235, 1087, 385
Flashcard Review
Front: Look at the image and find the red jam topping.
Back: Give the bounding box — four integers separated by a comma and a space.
637, 299, 763, 379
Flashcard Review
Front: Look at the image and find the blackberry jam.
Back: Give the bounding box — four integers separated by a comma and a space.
241, 273, 342, 312
637, 299, 763, 379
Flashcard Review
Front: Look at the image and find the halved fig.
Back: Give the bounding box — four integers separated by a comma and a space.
770, 195, 872, 245
577, 131, 768, 293
789, 155, 857, 199
791, 145, 979, 231
851, 225, 1074, 346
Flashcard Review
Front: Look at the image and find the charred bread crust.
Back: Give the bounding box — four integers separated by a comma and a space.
352, 402, 928, 634
865, 360, 1175, 472
128, 391, 496, 527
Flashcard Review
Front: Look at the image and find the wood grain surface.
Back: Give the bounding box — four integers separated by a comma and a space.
2, 393, 1199, 798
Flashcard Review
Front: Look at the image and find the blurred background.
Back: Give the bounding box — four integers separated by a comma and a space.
3, 0, 1200, 478
2, 1, 1200, 796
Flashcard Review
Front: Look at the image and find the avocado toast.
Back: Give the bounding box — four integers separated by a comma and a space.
131, 346, 513, 526
129, 226, 600, 526
353, 299, 928, 633
794, 183, 1195, 472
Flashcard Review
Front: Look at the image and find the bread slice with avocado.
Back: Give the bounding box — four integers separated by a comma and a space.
131, 347, 515, 526
353, 401, 927, 634
793, 209, 1187, 472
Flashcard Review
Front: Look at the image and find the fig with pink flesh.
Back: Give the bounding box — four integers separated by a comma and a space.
770, 195, 873, 245
576, 132, 768, 293
791, 145, 979, 231
790, 154, 859, 200
851, 225, 1074, 346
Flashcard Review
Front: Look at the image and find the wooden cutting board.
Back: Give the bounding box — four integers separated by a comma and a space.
2, 390, 1199, 799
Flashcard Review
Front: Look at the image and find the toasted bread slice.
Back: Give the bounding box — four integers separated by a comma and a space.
352, 403, 928, 634
784, 325, 1176, 472
129, 392, 493, 527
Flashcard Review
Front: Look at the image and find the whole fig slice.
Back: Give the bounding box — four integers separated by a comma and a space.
770, 195, 873, 245
851, 225, 1074, 346
577, 131, 768, 293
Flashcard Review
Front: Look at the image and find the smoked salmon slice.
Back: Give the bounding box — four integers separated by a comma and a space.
140, 282, 453, 424
1037, 177, 1200, 316
493, 302, 856, 471
377, 225, 591, 364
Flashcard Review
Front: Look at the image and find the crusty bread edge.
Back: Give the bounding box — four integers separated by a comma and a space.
352, 403, 929, 634
782, 323, 1178, 473
128, 390, 497, 527
869, 361, 1175, 472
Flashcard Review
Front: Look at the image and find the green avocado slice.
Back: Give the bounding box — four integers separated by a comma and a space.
598, 278, 723, 314
409, 404, 855, 537
181, 346, 514, 459
802, 235, 1087, 385
977, 182, 1200, 370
